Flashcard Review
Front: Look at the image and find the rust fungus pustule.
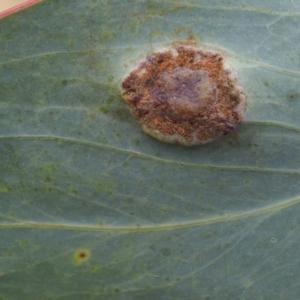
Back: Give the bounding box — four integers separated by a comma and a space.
121, 45, 247, 146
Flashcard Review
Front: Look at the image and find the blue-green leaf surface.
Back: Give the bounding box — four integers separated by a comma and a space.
1, 0, 300, 299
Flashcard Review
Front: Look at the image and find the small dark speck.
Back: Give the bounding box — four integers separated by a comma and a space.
287, 94, 299, 103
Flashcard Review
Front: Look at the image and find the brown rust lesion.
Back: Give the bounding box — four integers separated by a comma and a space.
121, 45, 246, 145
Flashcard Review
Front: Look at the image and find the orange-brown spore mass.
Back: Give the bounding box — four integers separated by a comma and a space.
121, 45, 247, 145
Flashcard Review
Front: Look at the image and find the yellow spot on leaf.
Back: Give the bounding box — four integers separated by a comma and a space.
73, 249, 90, 265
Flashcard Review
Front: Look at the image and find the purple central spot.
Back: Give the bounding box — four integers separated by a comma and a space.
151, 68, 215, 121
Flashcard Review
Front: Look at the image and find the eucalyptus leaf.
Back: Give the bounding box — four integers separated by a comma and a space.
0, 0, 300, 299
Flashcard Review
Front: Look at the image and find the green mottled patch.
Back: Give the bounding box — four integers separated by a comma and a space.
0, 185, 11, 192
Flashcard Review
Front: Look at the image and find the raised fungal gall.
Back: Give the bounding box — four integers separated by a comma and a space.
121, 45, 247, 146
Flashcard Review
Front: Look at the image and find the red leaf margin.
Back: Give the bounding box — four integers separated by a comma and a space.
0, 0, 41, 19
